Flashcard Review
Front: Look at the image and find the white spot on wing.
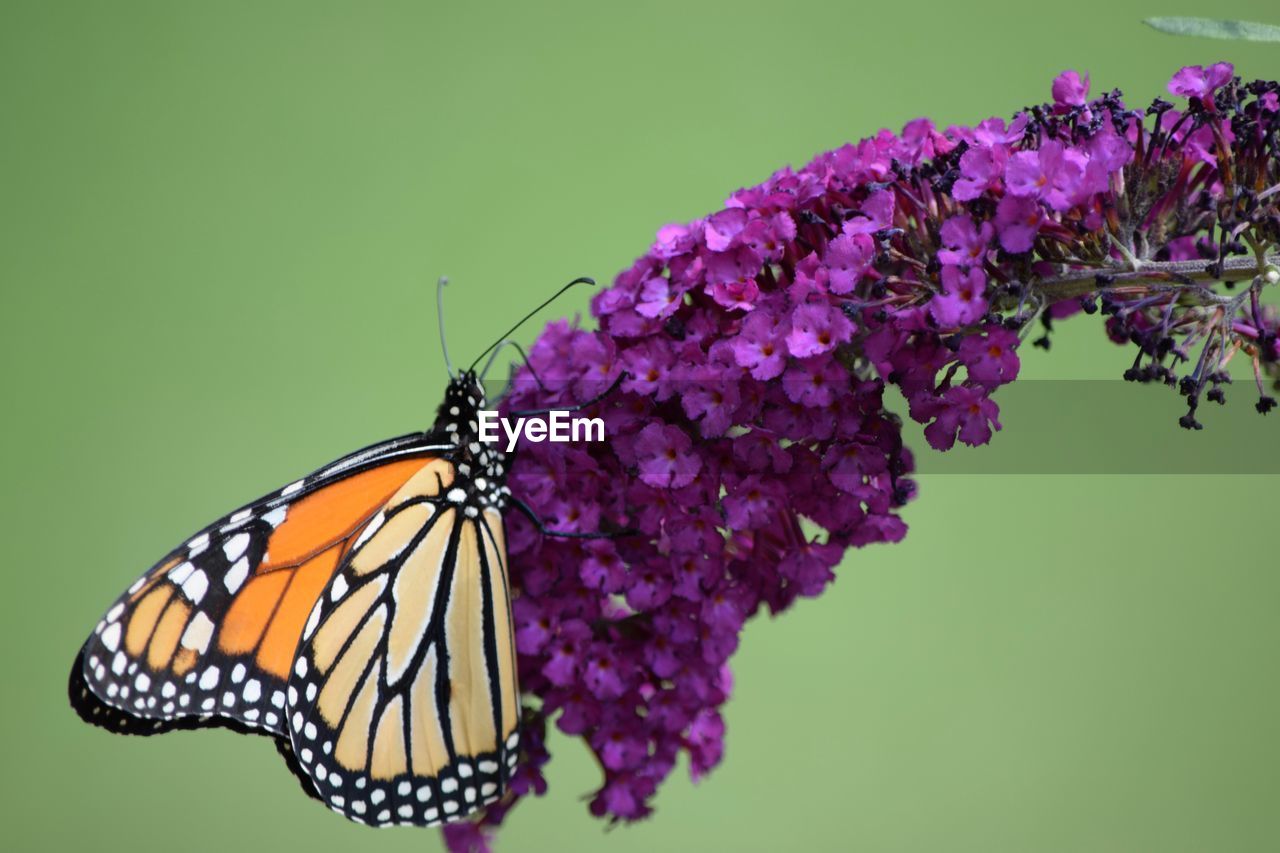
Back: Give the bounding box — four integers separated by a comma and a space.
224, 557, 249, 593
180, 611, 214, 653
101, 622, 121, 652
168, 561, 195, 585
180, 569, 209, 604
351, 512, 384, 554
223, 533, 250, 561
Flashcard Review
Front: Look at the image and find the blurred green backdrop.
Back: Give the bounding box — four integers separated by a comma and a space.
2, 2, 1277, 851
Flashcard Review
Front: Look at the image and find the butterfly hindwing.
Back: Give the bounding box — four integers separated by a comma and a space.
70, 434, 448, 739
284, 458, 520, 826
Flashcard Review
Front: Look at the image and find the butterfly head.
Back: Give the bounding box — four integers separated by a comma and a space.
435, 369, 487, 445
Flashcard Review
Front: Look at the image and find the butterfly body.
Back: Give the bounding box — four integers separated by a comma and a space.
70, 370, 521, 827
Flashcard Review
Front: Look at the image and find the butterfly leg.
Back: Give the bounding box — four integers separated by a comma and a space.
510, 496, 634, 540
481, 339, 548, 394
505, 372, 626, 418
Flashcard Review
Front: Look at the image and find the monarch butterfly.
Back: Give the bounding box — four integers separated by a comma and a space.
69, 277, 605, 828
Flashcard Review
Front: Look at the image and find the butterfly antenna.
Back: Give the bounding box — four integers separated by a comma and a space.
479, 339, 547, 395
467, 276, 596, 373
437, 276, 456, 378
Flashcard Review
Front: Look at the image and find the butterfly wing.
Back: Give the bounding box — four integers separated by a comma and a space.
283, 458, 520, 826
70, 434, 451, 738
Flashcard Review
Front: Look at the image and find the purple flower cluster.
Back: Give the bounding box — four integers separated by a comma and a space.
445, 64, 1279, 850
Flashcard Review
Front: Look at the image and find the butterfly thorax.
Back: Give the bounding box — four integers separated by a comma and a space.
433, 370, 510, 514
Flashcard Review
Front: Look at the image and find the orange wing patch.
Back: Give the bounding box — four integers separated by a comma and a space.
147, 598, 190, 670
254, 547, 343, 678
220, 571, 291, 655
125, 586, 174, 657
261, 458, 431, 571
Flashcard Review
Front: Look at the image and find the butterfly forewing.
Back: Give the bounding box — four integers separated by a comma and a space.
70, 435, 447, 737
285, 460, 520, 826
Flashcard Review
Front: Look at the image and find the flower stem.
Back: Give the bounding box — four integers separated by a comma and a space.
996, 252, 1278, 311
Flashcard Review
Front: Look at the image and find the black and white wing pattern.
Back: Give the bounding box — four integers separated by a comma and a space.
284, 456, 520, 826
69, 434, 448, 738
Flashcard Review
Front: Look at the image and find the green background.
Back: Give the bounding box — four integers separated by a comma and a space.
2, 2, 1277, 851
